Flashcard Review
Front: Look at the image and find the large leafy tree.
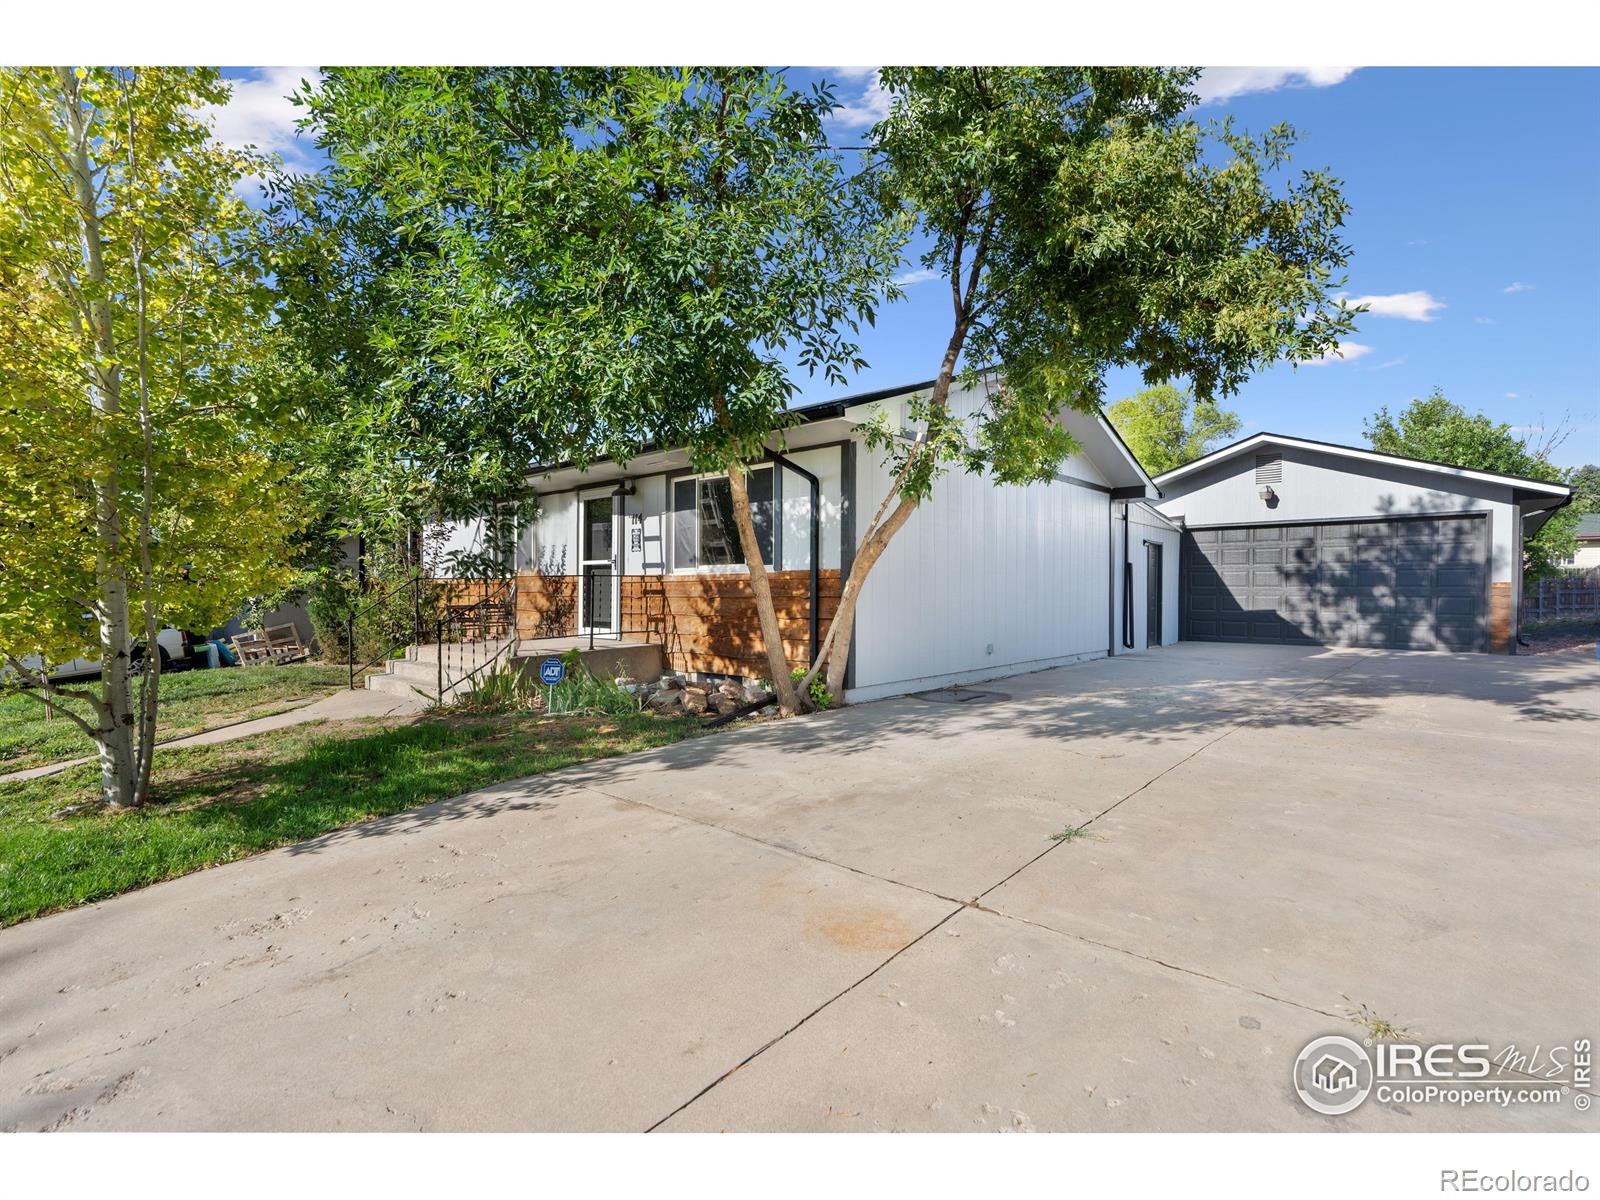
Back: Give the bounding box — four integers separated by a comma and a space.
1107, 383, 1243, 475
803, 67, 1359, 702
0, 67, 299, 807
1567, 463, 1600, 515
299, 67, 906, 713
1364, 388, 1577, 576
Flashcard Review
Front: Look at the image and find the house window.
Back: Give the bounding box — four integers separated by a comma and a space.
671, 467, 774, 570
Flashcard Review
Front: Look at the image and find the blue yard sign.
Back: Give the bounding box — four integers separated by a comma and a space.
538, 656, 566, 687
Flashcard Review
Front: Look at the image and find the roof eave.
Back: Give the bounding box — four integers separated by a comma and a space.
1155, 432, 1573, 498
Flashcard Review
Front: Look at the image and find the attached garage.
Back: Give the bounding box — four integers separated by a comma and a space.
1154, 434, 1571, 654
1182, 516, 1488, 650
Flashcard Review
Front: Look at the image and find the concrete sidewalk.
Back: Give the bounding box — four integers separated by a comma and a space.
0, 687, 429, 784
1, 644, 1594, 1131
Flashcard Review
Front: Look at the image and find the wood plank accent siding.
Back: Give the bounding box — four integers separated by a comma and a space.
514, 570, 840, 677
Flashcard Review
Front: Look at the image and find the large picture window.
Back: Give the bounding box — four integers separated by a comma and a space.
671, 467, 774, 570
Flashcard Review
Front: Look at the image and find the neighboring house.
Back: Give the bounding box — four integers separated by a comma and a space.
1152, 433, 1572, 653
1562, 514, 1600, 570
428, 378, 1173, 703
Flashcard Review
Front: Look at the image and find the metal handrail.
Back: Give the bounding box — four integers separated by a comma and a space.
431, 575, 519, 703
347, 572, 425, 689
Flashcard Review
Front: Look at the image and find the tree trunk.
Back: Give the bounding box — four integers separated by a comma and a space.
810, 321, 970, 705
726, 465, 803, 715
55, 67, 137, 808
125, 72, 162, 808
823, 495, 920, 701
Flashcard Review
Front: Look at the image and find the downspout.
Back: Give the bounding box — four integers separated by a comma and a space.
1122, 504, 1135, 650
1106, 505, 1116, 657
764, 448, 821, 665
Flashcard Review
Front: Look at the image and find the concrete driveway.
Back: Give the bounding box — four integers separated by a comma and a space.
2, 643, 1595, 1132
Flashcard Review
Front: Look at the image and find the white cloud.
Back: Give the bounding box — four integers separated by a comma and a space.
1366, 357, 1407, 371
1304, 340, 1373, 366
825, 67, 891, 130
1474, 316, 1496, 325
202, 66, 322, 173
893, 268, 942, 286
1503, 281, 1535, 294
1344, 290, 1445, 322
1505, 392, 1520, 400
1193, 66, 1357, 106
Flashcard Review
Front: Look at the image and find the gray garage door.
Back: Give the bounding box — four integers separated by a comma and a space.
1181, 516, 1489, 650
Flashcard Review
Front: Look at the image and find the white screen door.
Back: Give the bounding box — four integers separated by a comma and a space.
579, 496, 618, 637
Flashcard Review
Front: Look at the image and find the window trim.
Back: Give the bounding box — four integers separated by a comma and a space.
669, 465, 779, 575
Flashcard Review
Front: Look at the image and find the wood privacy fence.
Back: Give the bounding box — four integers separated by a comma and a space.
1524, 572, 1600, 623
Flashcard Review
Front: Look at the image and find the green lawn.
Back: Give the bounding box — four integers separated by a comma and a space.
0, 663, 350, 773
0, 709, 700, 927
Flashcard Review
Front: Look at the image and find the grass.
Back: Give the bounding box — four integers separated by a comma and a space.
0, 708, 700, 927
1340, 995, 1414, 1041
0, 663, 350, 773
1049, 824, 1092, 843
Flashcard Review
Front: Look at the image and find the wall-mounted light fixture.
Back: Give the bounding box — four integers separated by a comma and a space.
611, 479, 635, 498
1259, 485, 1277, 503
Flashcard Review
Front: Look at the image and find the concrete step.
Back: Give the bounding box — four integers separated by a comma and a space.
365, 671, 433, 698
365, 639, 518, 701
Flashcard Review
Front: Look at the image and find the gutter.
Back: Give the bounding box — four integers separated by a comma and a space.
1121, 504, 1135, 650
1519, 489, 1574, 541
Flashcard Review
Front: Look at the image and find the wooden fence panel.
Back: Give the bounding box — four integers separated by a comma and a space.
1523, 573, 1600, 622
514, 569, 840, 677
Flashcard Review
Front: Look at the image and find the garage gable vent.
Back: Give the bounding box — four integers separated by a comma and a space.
1254, 452, 1283, 485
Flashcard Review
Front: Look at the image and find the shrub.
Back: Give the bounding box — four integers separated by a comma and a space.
791, 667, 832, 710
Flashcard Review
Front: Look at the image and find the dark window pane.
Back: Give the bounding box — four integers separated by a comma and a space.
699, 477, 741, 566
748, 466, 774, 566
583, 497, 613, 562
672, 479, 697, 569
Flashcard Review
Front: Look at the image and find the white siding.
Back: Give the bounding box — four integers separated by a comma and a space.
1109, 502, 1180, 652
849, 436, 1112, 702
777, 445, 845, 571
519, 492, 578, 575
515, 450, 846, 577
432, 516, 483, 573
623, 475, 669, 574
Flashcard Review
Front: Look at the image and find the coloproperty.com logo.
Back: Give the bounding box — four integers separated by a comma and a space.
1292, 1035, 1593, 1116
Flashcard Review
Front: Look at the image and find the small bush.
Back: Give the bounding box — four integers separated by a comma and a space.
791, 667, 832, 711
546, 671, 642, 717
455, 659, 538, 714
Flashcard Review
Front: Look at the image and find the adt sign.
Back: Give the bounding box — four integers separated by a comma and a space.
538, 656, 566, 687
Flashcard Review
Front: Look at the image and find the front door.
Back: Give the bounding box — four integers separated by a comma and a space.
1146, 542, 1163, 647
579, 496, 617, 636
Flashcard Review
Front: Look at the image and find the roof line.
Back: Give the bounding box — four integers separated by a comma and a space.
790, 378, 939, 418
1155, 431, 1572, 495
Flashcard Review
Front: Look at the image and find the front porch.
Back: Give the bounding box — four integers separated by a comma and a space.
513, 634, 667, 684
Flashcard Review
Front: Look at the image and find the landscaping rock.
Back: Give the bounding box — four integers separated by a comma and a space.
742, 684, 770, 705
682, 693, 708, 715
713, 694, 742, 715
657, 675, 684, 691
647, 690, 681, 713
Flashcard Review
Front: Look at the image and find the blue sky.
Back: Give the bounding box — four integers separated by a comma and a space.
219, 66, 1600, 469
